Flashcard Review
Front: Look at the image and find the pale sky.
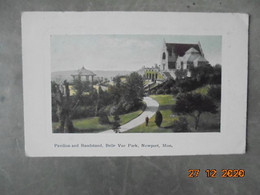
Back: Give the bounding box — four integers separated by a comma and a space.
51, 35, 222, 72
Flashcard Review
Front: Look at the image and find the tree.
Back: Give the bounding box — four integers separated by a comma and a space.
155, 111, 163, 127
112, 114, 121, 133
190, 64, 214, 85
172, 93, 217, 130
156, 88, 164, 95
109, 76, 123, 109
175, 77, 199, 92
124, 72, 144, 111
52, 80, 79, 133
52, 79, 93, 133
207, 85, 221, 102
175, 69, 188, 80
172, 117, 189, 132
72, 78, 91, 100
98, 108, 110, 125
209, 65, 221, 85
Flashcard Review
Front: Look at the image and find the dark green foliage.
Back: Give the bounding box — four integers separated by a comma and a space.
175, 77, 201, 92
174, 64, 221, 93
207, 85, 221, 102
72, 78, 92, 99
170, 86, 179, 95
148, 64, 221, 96
164, 88, 171, 94
71, 106, 95, 119
156, 88, 164, 94
109, 72, 144, 114
109, 76, 122, 104
175, 69, 188, 79
209, 65, 221, 85
190, 64, 214, 84
151, 79, 176, 95
52, 72, 144, 132
52, 108, 59, 122
112, 114, 120, 133
51, 82, 59, 122
70, 83, 113, 119
98, 111, 110, 125
172, 93, 217, 130
52, 80, 76, 133
155, 111, 163, 127
172, 117, 189, 132
124, 72, 144, 108
162, 79, 175, 89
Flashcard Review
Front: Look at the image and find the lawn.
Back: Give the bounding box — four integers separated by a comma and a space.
52, 117, 112, 133
127, 93, 220, 133
192, 85, 210, 95
127, 95, 177, 133
118, 109, 143, 125
150, 94, 176, 106
126, 109, 177, 133
186, 112, 220, 132
52, 109, 143, 133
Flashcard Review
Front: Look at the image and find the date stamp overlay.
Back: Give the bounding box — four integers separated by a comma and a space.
188, 169, 245, 178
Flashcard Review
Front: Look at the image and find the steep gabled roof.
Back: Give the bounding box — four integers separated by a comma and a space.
165, 43, 202, 57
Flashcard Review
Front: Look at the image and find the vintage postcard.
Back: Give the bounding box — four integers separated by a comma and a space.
22, 12, 248, 156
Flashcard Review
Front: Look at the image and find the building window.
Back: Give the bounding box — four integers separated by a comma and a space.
162, 52, 166, 59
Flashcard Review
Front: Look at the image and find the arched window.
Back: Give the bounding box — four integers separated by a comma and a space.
162, 52, 166, 59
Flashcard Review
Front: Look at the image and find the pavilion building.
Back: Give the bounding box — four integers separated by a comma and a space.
71, 66, 96, 82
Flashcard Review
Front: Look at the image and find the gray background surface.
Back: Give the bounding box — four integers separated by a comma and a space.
0, 0, 259, 194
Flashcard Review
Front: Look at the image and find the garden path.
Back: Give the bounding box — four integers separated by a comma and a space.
100, 97, 159, 133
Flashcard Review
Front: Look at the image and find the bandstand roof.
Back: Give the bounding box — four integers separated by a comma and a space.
71, 66, 96, 76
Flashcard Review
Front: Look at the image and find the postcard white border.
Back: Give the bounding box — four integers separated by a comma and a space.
22, 12, 248, 157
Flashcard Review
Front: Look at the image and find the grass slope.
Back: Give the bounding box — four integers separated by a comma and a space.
192, 85, 210, 95
53, 109, 143, 133
127, 87, 220, 133
127, 95, 177, 133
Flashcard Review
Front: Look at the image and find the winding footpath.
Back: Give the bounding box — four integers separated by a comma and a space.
100, 97, 159, 133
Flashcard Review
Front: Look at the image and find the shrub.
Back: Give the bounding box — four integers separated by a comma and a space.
164, 88, 171, 94
98, 111, 110, 124
156, 88, 164, 94
172, 93, 217, 130
176, 78, 201, 92
170, 86, 179, 95
207, 85, 221, 102
209, 65, 221, 85
172, 117, 189, 132
71, 106, 96, 119
112, 114, 120, 133
155, 111, 163, 127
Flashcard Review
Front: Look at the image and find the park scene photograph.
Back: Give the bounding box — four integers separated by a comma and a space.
51, 35, 222, 133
